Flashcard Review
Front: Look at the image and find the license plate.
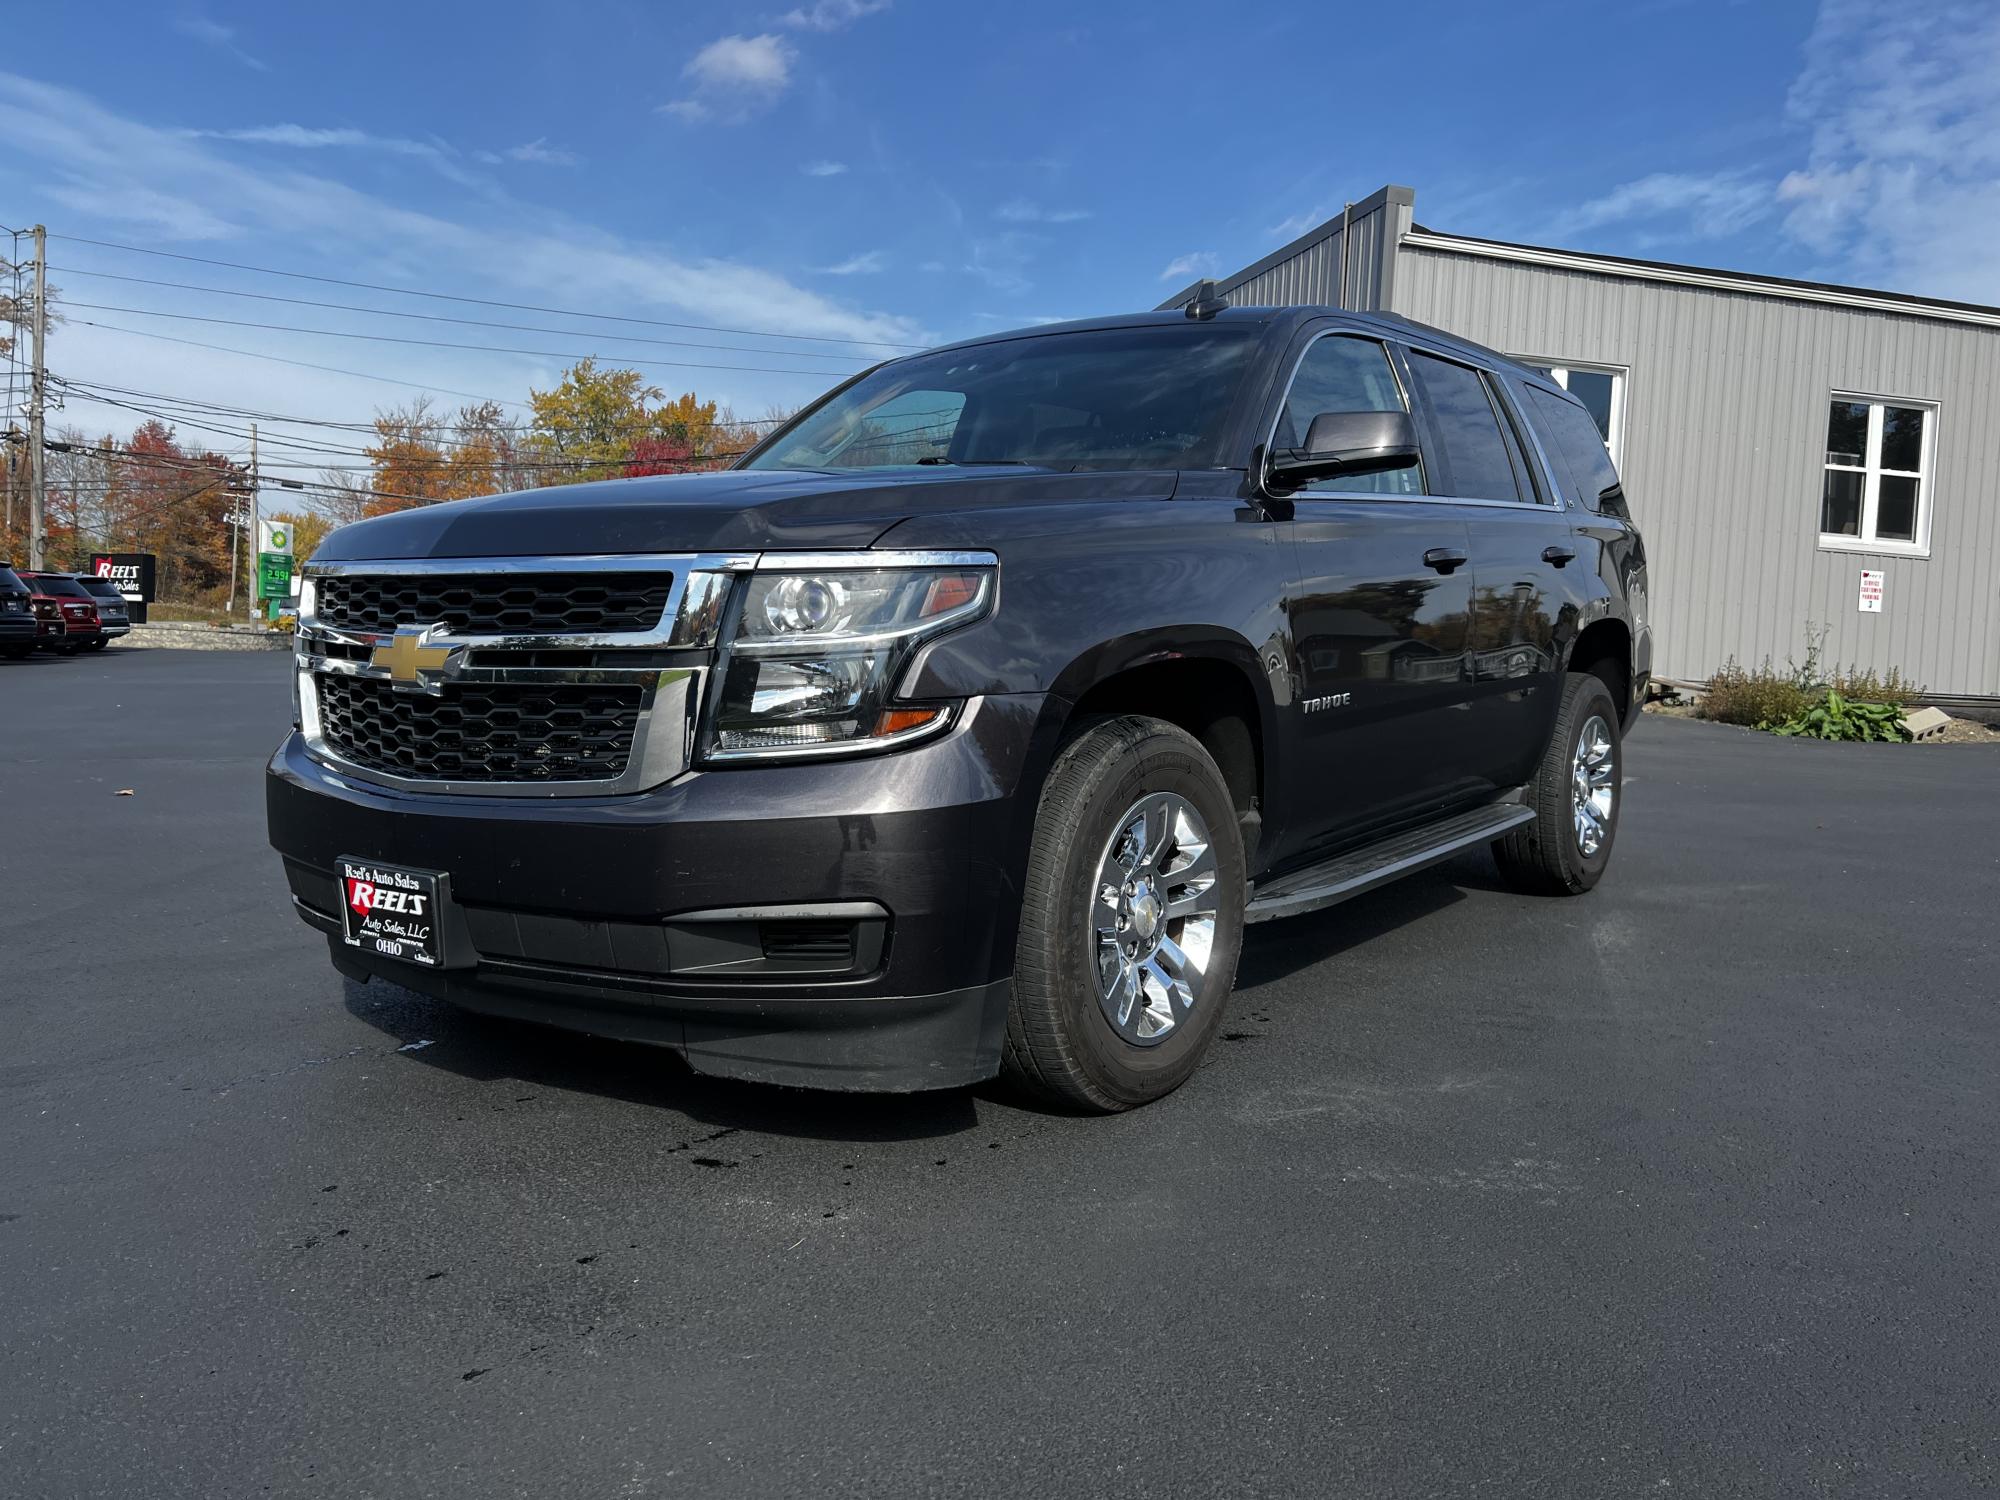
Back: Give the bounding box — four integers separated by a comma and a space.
339, 857, 447, 967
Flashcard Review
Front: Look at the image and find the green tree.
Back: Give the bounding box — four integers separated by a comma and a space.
524, 359, 666, 481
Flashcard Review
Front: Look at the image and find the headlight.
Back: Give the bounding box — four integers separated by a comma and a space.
701, 560, 995, 762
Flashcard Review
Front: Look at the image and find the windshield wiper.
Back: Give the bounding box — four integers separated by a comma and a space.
914, 456, 1034, 466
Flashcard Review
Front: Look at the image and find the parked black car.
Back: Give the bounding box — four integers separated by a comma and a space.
0, 561, 37, 659
268, 304, 1650, 1110
71, 575, 132, 645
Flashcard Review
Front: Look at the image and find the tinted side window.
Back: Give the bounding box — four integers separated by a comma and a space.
0, 566, 24, 594
1405, 351, 1523, 501
1273, 335, 1422, 495
1529, 387, 1624, 513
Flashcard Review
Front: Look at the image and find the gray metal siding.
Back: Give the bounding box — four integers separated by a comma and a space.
1394, 245, 2000, 697
1158, 185, 1413, 314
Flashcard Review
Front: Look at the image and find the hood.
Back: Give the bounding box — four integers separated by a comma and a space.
313, 467, 1180, 562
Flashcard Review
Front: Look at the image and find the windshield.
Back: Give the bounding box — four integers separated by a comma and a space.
745, 325, 1260, 473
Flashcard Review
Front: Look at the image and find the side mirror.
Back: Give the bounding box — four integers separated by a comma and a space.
1267, 410, 1420, 489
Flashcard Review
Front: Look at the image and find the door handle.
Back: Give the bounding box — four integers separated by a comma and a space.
1422, 547, 1468, 575
1541, 544, 1577, 568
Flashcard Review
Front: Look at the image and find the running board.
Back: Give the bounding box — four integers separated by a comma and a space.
1244, 803, 1535, 924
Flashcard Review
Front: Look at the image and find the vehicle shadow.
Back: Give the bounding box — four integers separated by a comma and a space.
340, 977, 983, 1143
1235, 848, 1505, 990
336, 847, 1509, 1138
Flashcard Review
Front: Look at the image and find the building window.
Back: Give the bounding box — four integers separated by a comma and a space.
1519, 361, 1626, 466
1819, 394, 1935, 553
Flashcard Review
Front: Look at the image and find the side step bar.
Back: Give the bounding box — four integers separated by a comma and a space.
1244, 803, 1535, 924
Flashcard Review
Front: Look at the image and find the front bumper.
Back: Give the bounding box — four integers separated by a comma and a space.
267, 693, 1049, 1091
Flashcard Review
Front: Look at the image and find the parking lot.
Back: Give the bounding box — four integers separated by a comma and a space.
4, 647, 1998, 1498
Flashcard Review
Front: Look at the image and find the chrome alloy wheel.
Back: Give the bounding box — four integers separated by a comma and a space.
1572, 714, 1616, 857
1091, 792, 1222, 1046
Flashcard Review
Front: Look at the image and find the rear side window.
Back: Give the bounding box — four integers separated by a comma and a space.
1529, 387, 1625, 513
1404, 352, 1524, 501
1272, 335, 1422, 495
0, 566, 24, 594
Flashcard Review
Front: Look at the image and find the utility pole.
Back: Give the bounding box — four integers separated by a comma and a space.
247, 421, 258, 621
27, 224, 47, 569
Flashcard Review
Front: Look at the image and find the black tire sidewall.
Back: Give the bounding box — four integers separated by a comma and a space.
1559, 677, 1622, 886
1031, 723, 1245, 1106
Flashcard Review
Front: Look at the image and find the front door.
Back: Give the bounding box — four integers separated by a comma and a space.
1273, 331, 1484, 861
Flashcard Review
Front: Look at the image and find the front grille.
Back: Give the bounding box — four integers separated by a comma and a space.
315, 572, 672, 635
315, 675, 643, 782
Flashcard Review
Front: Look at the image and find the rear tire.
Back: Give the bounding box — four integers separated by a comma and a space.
1493, 672, 1622, 896
1001, 715, 1246, 1113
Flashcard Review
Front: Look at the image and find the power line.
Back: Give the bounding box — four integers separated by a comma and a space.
54, 375, 804, 435
62, 301, 865, 379
50, 265, 874, 364
50, 232, 928, 350
64, 320, 536, 408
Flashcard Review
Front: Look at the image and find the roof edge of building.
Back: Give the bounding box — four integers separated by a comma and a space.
1405, 225, 2000, 331
1156, 184, 1414, 311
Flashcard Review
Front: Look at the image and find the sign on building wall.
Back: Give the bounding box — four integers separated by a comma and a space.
1858, 570, 1885, 614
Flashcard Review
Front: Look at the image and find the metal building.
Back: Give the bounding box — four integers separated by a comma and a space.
1162, 184, 2000, 712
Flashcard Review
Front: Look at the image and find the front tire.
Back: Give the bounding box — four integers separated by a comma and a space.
1493, 672, 1622, 896
1001, 715, 1246, 1112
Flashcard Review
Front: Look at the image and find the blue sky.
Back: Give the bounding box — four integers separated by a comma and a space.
2, 0, 1994, 474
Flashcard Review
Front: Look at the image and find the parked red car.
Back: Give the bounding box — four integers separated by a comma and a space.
19, 571, 103, 652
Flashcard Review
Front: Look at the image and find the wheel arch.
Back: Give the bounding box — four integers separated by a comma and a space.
1039, 628, 1278, 869
1565, 616, 1635, 728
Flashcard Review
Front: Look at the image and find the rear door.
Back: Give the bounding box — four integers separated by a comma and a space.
1399, 346, 1579, 795
1274, 328, 1483, 860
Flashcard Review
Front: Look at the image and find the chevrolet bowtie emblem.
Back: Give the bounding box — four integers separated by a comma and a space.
371, 625, 454, 685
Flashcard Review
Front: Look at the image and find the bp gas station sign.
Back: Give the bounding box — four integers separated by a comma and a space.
257, 519, 294, 616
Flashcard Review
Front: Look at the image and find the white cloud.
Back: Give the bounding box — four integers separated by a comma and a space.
801, 159, 849, 177
778, 0, 891, 31
1269, 203, 1336, 241
1158, 252, 1218, 283
662, 33, 796, 123
0, 72, 926, 429
173, 14, 266, 71
503, 138, 579, 167
1558, 171, 1771, 240
816, 250, 886, 275
1775, 0, 2000, 299
996, 199, 1090, 224
184, 123, 496, 190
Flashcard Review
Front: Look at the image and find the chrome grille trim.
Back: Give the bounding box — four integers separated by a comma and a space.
295, 552, 751, 798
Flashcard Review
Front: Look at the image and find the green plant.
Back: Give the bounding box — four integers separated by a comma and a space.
1764, 689, 1913, 743
1699, 658, 1810, 727
1826, 664, 1922, 708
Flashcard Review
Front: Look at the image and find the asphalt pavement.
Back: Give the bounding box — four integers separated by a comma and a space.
3, 647, 1997, 1498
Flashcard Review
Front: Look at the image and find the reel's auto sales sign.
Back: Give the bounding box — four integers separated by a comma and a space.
90, 553, 156, 603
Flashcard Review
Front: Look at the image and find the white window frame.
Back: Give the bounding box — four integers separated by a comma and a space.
1509, 358, 1627, 468
1817, 390, 1937, 559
